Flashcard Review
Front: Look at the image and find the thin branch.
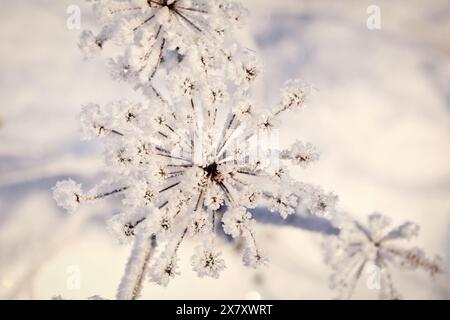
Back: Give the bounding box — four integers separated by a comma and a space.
116, 234, 155, 300
176, 6, 208, 14
108, 7, 142, 15
133, 14, 156, 32
173, 10, 202, 32
149, 38, 166, 80
159, 181, 181, 193
88, 187, 129, 201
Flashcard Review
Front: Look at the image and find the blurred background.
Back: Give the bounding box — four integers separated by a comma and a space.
0, 0, 449, 299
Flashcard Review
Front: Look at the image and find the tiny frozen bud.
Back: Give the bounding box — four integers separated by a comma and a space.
240, 187, 261, 209
151, 110, 168, 128
107, 140, 140, 170
204, 186, 225, 211
222, 207, 253, 238
191, 239, 226, 278
205, 82, 228, 106
284, 141, 320, 168
79, 103, 107, 140
233, 100, 253, 120
107, 215, 133, 244
149, 255, 180, 287
243, 62, 259, 83
267, 166, 289, 181
188, 211, 209, 236
268, 190, 297, 219
197, 44, 218, 69
52, 179, 83, 214
151, 164, 170, 182
146, 208, 174, 236
179, 76, 196, 97
257, 112, 280, 131
109, 100, 140, 124
275, 79, 312, 116
79, 30, 103, 59
309, 191, 337, 217
107, 210, 148, 245
242, 245, 268, 269
123, 181, 156, 208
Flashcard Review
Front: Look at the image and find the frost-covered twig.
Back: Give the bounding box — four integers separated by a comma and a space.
117, 234, 155, 300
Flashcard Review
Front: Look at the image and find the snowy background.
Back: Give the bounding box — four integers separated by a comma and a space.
0, 0, 449, 299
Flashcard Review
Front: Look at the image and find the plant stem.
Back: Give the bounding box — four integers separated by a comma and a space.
116, 234, 155, 300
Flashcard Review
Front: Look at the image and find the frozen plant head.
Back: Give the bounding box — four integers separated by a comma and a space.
52, 0, 443, 301
324, 212, 443, 299
191, 236, 226, 278
54, 75, 336, 286
80, 0, 250, 96
52, 179, 83, 214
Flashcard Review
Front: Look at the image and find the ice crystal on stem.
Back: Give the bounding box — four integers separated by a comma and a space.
324, 213, 443, 299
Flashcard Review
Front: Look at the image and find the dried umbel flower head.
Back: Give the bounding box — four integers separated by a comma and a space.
281, 140, 320, 168
52, 179, 83, 214
80, 0, 250, 96
191, 239, 226, 279
54, 75, 335, 287
323, 213, 443, 299
53, 0, 443, 301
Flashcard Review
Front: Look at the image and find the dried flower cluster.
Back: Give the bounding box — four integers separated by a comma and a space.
324, 213, 443, 299
80, 0, 255, 98
53, 0, 443, 300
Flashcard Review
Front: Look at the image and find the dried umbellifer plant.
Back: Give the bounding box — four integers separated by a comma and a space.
53, 0, 443, 300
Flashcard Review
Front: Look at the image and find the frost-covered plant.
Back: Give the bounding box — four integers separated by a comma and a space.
324, 213, 443, 299
53, 0, 443, 300
80, 0, 255, 97
54, 0, 337, 299
54, 73, 336, 293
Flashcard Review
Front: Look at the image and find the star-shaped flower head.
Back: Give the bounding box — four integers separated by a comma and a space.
80, 0, 252, 96
54, 76, 336, 285
324, 213, 443, 299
